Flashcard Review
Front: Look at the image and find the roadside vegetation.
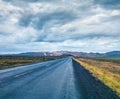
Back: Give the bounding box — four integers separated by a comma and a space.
0, 56, 62, 69
75, 58, 120, 97
89, 58, 120, 65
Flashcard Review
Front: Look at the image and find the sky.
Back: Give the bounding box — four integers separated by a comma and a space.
0, 0, 120, 54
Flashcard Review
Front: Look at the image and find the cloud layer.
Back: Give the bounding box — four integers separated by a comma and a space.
0, 0, 120, 54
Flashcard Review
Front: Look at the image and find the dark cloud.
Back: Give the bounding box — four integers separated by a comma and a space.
19, 11, 77, 30
35, 31, 120, 43
24, 0, 58, 2
93, 0, 120, 9
19, 13, 34, 27
2, 0, 58, 3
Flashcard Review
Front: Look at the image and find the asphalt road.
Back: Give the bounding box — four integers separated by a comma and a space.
0, 57, 119, 99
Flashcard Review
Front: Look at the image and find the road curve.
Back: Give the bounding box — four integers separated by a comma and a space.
0, 57, 119, 99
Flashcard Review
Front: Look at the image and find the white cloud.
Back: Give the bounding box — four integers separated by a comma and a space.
0, 0, 120, 53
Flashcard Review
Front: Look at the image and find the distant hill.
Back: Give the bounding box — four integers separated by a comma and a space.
105, 51, 120, 58
7, 51, 120, 58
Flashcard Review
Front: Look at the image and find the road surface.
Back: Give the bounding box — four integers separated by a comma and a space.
0, 57, 119, 99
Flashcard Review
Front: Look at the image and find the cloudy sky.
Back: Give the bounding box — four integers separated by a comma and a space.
0, 0, 120, 54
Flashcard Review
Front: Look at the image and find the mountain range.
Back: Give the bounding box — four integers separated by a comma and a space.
10, 51, 120, 58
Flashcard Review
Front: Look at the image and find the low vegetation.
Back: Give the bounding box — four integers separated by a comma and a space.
89, 58, 120, 65
75, 58, 120, 97
0, 56, 62, 69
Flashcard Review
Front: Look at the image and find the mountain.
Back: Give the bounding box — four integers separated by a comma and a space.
11, 51, 120, 58
105, 51, 120, 58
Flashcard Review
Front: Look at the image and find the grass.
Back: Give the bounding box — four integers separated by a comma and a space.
77, 58, 120, 73
0, 56, 62, 69
74, 58, 120, 97
89, 58, 120, 64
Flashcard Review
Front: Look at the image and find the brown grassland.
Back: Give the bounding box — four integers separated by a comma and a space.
75, 58, 120, 96
0, 56, 61, 69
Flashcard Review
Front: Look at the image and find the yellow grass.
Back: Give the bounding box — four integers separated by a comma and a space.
74, 58, 120, 96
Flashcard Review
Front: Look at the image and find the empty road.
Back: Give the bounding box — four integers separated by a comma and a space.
0, 57, 119, 99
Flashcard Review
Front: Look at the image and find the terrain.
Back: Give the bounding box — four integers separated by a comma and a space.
3, 51, 120, 58
0, 57, 119, 99
0, 56, 62, 69
75, 58, 120, 96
